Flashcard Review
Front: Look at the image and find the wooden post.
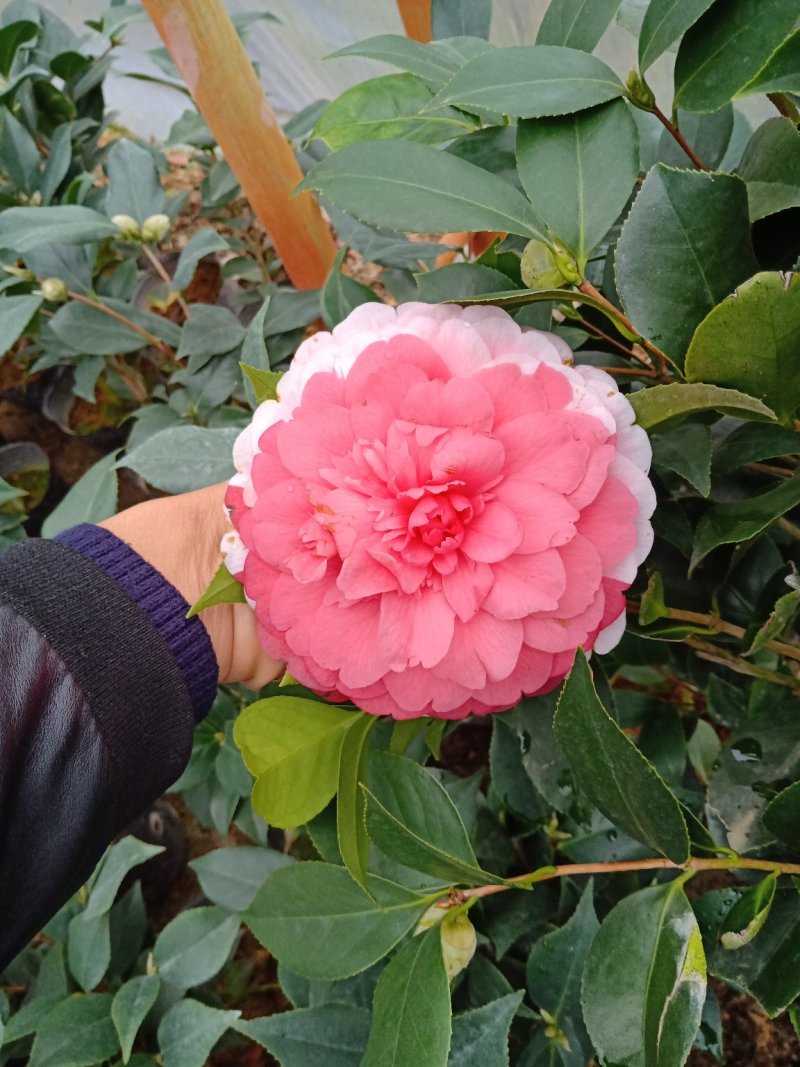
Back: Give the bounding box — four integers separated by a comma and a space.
141, 0, 337, 290
396, 0, 432, 43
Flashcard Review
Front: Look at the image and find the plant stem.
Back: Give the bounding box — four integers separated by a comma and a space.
141, 244, 191, 318
454, 854, 800, 903
577, 279, 671, 379
748, 461, 793, 478
777, 516, 800, 542
67, 290, 177, 362
575, 316, 654, 370
685, 635, 800, 691
598, 366, 657, 378
652, 106, 709, 170
768, 92, 800, 124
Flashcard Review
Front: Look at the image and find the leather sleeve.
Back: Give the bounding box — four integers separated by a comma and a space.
0, 538, 198, 968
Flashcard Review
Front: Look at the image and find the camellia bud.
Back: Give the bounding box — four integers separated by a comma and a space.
40, 277, 68, 303
626, 68, 656, 111
141, 213, 171, 243
440, 912, 477, 980
111, 214, 141, 240
520, 240, 566, 290
414, 902, 446, 935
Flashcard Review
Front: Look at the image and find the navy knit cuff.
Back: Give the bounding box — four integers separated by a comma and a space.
55, 524, 218, 722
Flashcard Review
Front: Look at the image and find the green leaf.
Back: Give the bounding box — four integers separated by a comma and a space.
2, 995, 66, 1046
244, 862, 427, 980
28, 993, 120, 1067
526, 881, 598, 1061
685, 273, 800, 427
686, 719, 721, 787
638, 0, 717, 72
104, 139, 166, 226
0, 20, 38, 78
674, 0, 798, 112
582, 879, 706, 1067
241, 363, 282, 404
516, 97, 638, 268
177, 305, 246, 370
41, 451, 119, 538
235, 1003, 371, 1067
172, 228, 228, 291
153, 906, 240, 993
158, 999, 240, 1067
297, 141, 546, 239
554, 651, 690, 862
416, 262, 519, 303
240, 296, 272, 370
329, 35, 493, 91
111, 975, 160, 1064
85, 836, 165, 918
710, 888, 800, 1016
615, 166, 759, 369
120, 425, 238, 493
234, 697, 360, 828
738, 117, 800, 222
322, 246, 382, 329
691, 471, 800, 572
0, 294, 42, 356
0, 111, 42, 195
186, 560, 245, 618
763, 781, 800, 850
628, 382, 777, 431
68, 911, 111, 992
738, 27, 800, 97
490, 717, 544, 822
49, 298, 179, 355
189, 846, 292, 912
432, 0, 491, 39
361, 927, 451, 1067
365, 751, 505, 885
428, 44, 624, 117
651, 422, 712, 496
312, 73, 475, 151
449, 993, 524, 1066
0, 206, 118, 251
536, 0, 621, 51
337, 712, 378, 889
720, 871, 778, 950
713, 420, 799, 474
657, 106, 734, 171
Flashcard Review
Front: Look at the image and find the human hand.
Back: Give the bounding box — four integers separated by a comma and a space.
100, 484, 283, 689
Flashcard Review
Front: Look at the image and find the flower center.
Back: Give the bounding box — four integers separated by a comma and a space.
407, 491, 472, 552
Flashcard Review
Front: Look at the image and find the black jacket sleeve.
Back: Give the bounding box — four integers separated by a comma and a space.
0, 538, 198, 968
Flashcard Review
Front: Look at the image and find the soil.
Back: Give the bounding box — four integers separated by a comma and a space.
689, 980, 800, 1067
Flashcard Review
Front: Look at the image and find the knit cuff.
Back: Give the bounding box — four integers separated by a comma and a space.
55, 524, 218, 722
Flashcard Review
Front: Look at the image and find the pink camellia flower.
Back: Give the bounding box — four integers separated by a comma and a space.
224, 302, 655, 719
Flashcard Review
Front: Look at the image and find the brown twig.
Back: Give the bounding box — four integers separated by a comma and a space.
652, 106, 709, 171
575, 316, 654, 370
685, 635, 800, 690
748, 462, 793, 478
577, 279, 671, 380
141, 244, 191, 318
776, 516, 800, 542
67, 290, 177, 362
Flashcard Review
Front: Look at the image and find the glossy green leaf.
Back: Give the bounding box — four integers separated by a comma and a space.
651, 422, 712, 496
720, 871, 778, 950
629, 382, 776, 430
361, 928, 451, 1067
517, 98, 638, 267
328, 35, 493, 90
244, 862, 427, 980
0, 206, 118, 251
691, 472, 800, 571
234, 697, 359, 828
0, 20, 38, 78
0, 294, 42, 356
427, 45, 625, 118
432, 0, 491, 40
674, 0, 798, 112
536, 0, 621, 51
297, 141, 546, 239
746, 587, 800, 655
763, 781, 800, 851
241, 363, 281, 404
189, 846, 292, 912
186, 560, 245, 618
41, 451, 119, 539
713, 421, 800, 474
615, 166, 759, 369
582, 879, 706, 1067
449, 993, 524, 1066
365, 751, 505, 884
68, 911, 110, 992
554, 651, 690, 862
235, 1003, 370, 1067
120, 425, 238, 493
85, 836, 165, 918
710, 889, 800, 1016
28, 993, 120, 1067
104, 138, 166, 226
685, 273, 800, 426
337, 712, 377, 889
416, 263, 519, 303
322, 246, 382, 329
153, 906, 240, 993
157, 999, 240, 1067
172, 228, 228, 291
111, 975, 160, 1064
657, 106, 733, 170
527, 881, 598, 1060
738, 117, 800, 222
312, 73, 475, 150
738, 27, 800, 97
638, 0, 717, 72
